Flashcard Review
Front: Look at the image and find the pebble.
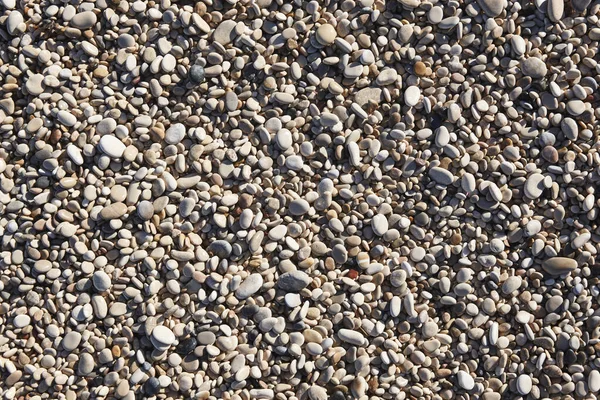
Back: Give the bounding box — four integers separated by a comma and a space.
542, 257, 578, 275
520, 58, 547, 79
98, 136, 126, 158
316, 24, 337, 45
235, 273, 263, 299
404, 86, 421, 106
165, 123, 186, 144
516, 375, 533, 395
477, 0, 506, 16
277, 271, 311, 292
2, 1, 599, 399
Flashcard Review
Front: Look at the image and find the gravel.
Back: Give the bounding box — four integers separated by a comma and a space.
1, 0, 600, 399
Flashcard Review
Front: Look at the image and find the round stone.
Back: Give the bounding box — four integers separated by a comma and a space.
315, 24, 337, 45
165, 123, 186, 144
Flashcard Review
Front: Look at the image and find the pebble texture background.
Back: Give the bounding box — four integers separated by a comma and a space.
1, 0, 600, 399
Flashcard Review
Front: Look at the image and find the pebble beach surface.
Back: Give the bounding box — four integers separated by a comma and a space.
1, 0, 600, 399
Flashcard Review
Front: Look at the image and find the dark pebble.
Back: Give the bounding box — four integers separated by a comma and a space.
144, 377, 160, 395
176, 337, 198, 355
189, 65, 205, 83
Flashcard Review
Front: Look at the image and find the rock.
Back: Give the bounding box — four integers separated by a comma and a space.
98, 136, 126, 158
338, 329, 365, 346
70, 11, 97, 29
25, 74, 45, 95
165, 123, 186, 144
100, 202, 128, 220
236, 273, 264, 299
404, 85, 421, 106
524, 173, 545, 199
541, 257, 578, 275
477, 0, 506, 16
372, 214, 389, 236
516, 375, 532, 395
354, 87, 382, 106
151, 325, 175, 348
589, 370, 600, 392
376, 69, 398, 86
547, 0, 564, 22
213, 20, 237, 45
63, 331, 82, 351
315, 24, 337, 45
189, 65, 205, 83
78, 353, 95, 375
57, 110, 77, 127
520, 58, 547, 79
277, 271, 311, 292
92, 271, 111, 291
7, 10, 23, 36
429, 167, 454, 185
289, 198, 310, 215
457, 371, 475, 390
208, 240, 233, 258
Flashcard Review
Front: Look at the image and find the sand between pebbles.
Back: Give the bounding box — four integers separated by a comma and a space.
1, 0, 600, 399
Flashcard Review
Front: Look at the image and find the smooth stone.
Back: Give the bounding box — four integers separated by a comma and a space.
26, 74, 45, 95
511, 35, 526, 56
547, 0, 564, 21
573, 0, 592, 11
516, 375, 533, 395
404, 85, 421, 106
165, 123, 186, 145
70, 11, 97, 29
67, 145, 84, 165
189, 65, 205, 83
78, 353, 95, 375
289, 198, 310, 216
338, 329, 365, 346
57, 110, 77, 127
376, 69, 398, 86
354, 87, 382, 106
208, 240, 232, 258
100, 202, 128, 220
137, 200, 154, 220
566, 100, 586, 116
429, 167, 454, 185
236, 273, 264, 299
589, 370, 600, 392
152, 326, 176, 346
14, 314, 30, 328
275, 129, 293, 150
477, 0, 506, 16
214, 20, 237, 45
524, 173, 545, 199
7, 10, 23, 35
422, 322, 439, 338
97, 118, 117, 135
502, 276, 522, 294
98, 136, 126, 158
372, 214, 389, 236
542, 257, 578, 275
457, 371, 475, 390
520, 58, 547, 79
278, 271, 311, 292
63, 331, 82, 351
561, 117, 578, 140
92, 271, 111, 291
316, 24, 337, 45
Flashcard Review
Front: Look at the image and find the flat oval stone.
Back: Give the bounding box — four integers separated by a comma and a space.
477, 0, 506, 16
98, 135, 126, 158
78, 353, 95, 375
521, 58, 547, 79
151, 326, 175, 346
337, 329, 365, 346
547, 0, 564, 21
235, 273, 264, 300
429, 167, 454, 185
289, 198, 310, 215
524, 173, 545, 199
57, 110, 77, 127
62, 331, 82, 351
404, 85, 421, 106
100, 202, 128, 220
516, 375, 533, 395
542, 257, 578, 275
316, 24, 337, 45
372, 214, 388, 236
457, 371, 475, 390
214, 20, 237, 45
278, 271, 311, 292
92, 271, 111, 291
70, 11, 97, 29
